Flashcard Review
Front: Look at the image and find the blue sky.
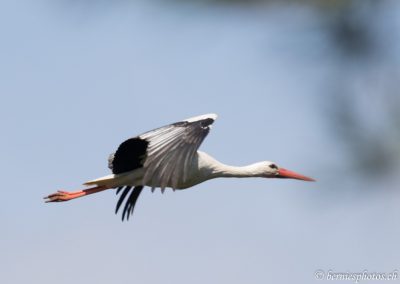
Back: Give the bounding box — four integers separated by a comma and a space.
1, 1, 399, 283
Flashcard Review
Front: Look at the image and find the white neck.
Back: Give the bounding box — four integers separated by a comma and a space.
198, 152, 266, 179
212, 163, 265, 178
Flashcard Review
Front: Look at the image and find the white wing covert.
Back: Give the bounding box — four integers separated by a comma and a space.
140, 114, 217, 191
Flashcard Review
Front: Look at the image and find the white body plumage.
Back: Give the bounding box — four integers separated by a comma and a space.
85, 150, 281, 191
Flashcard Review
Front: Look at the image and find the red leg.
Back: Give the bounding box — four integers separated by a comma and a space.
44, 186, 109, 203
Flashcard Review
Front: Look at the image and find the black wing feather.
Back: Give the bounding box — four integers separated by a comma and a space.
115, 186, 143, 221
115, 186, 132, 214
116, 186, 124, 195
109, 138, 148, 221
109, 138, 148, 174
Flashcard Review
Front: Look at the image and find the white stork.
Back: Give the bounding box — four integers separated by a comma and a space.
44, 114, 314, 221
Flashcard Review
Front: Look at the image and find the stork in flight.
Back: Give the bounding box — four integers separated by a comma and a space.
44, 114, 315, 221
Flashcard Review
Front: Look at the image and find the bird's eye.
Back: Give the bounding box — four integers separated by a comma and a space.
270, 164, 278, 169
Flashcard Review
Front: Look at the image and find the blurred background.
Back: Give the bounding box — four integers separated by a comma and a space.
1, 0, 399, 283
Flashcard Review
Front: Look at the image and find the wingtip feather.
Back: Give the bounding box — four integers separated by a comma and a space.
184, 113, 218, 123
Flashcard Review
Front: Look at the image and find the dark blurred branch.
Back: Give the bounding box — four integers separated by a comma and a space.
322, 1, 400, 179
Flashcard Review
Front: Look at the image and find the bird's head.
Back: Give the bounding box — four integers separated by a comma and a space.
257, 161, 315, 181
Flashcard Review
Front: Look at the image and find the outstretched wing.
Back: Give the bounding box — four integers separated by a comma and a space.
109, 113, 217, 221
140, 113, 217, 190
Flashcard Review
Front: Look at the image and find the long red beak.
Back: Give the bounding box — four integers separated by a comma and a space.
277, 168, 315, 181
